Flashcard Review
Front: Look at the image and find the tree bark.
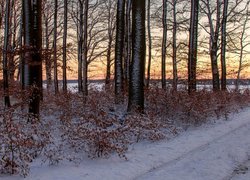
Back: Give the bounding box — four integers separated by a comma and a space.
211, 0, 221, 91
82, 0, 89, 97
78, 0, 83, 92
128, 0, 146, 112
44, 11, 52, 90
105, 0, 115, 85
188, 0, 199, 93
63, 0, 68, 92
2, 0, 11, 107
23, 0, 43, 116
162, 0, 167, 89
115, 0, 125, 103
53, 0, 59, 94
172, 0, 177, 91
220, 0, 228, 91
146, 0, 152, 88
124, 0, 132, 87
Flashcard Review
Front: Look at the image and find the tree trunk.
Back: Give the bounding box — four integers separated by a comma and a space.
78, 0, 83, 92
105, 0, 113, 85
62, 0, 68, 92
172, 0, 177, 91
146, 0, 152, 88
8, 0, 15, 81
236, 9, 248, 90
23, 0, 43, 117
115, 0, 125, 103
128, 0, 146, 112
211, 0, 220, 91
82, 0, 89, 97
220, 0, 228, 91
44, 13, 52, 90
53, 0, 59, 93
2, 0, 11, 108
123, 0, 132, 88
105, 0, 114, 85
162, 0, 167, 89
188, 0, 199, 93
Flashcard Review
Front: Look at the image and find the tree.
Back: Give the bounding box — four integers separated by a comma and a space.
77, 0, 84, 92
146, 0, 152, 88
188, 0, 199, 93
171, 0, 178, 90
200, 0, 221, 91
43, 0, 54, 90
162, 0, 167, 89
220, 0, 229, 91
124, 0, 132, 86
82, 0, 89, 96
234, 5, 250, 90
63, 0, 68, 92
2, 0, 11, 107
128, 0, 146, 111
115, 0, 125, 103
53, 0, 59, 93
23, 0, 43, 116
104, 0, 116, 85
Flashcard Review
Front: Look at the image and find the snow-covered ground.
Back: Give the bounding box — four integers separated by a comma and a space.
1, 108, 250, 180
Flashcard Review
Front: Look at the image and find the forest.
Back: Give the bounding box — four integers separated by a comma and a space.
0, 0, 250, 178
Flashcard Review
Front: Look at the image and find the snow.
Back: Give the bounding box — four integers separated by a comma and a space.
1, 108, 250, 180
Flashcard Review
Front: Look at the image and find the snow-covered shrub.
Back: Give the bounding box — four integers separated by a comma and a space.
0, 107, 51, 177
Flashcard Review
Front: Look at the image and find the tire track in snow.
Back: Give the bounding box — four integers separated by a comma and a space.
134, 111, 250, 180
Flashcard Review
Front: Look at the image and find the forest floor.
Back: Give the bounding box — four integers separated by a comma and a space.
1, 106, 250, 180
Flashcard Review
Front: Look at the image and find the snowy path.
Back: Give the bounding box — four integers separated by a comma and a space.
136, 110, 250, 180
1, 108, 250, 180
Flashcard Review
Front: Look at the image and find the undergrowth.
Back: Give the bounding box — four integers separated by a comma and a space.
0, 85, 250, 177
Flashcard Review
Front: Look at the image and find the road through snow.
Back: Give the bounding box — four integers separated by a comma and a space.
1, 108, 250, 180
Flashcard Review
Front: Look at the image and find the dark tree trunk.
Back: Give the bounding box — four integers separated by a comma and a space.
8, 0, 15, 81
146, 0, 152, 88
44, 14, 52, 89
115, 0, 125, 103
210, 0, 221, 91
78, 0, 83, 92
63, 0, 68, 92
53, 0, 59, 93
2, 0, 11, 108
124, 0, 132, 87
82, 0, 89, 97
23, 0, 43, 116
162, 0, 167, 89
105, 0, 114, 86
172, 0, 177, 91
128, 0, 146, 112
188, 0, 199, 93
220, 0, 228, 91
18, 10, 24, 87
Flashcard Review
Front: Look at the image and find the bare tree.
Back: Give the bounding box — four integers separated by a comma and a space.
124, 0, 132, 86
53, 0, 59, 93
188, 0, 199, 93
162, 0, 167, 89
220, 0, 229, 90
115, 0, 125, 103
146, 0, 152, 88
62, 0, 68, 92
200, 0, 221, 91
128, 0, 146, 111
2, 0, 11, 107
105, 0, 116, 85
23, 0, 43, 116
171, 0, 178, 90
